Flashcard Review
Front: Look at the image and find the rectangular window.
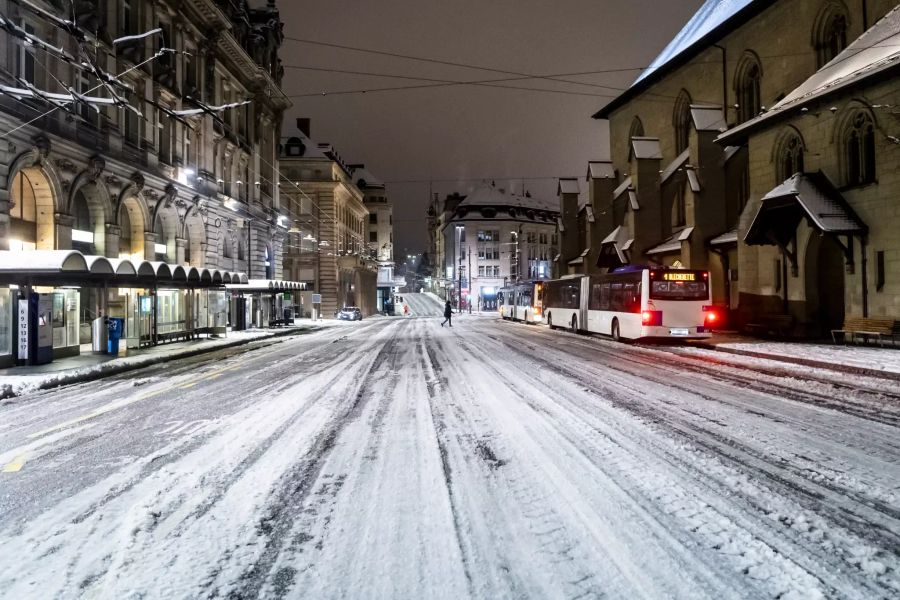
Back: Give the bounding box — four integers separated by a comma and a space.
369, 231, 377, 243
876, 251, 885, 292
478, 266, 486, 277
159, 107, 172, 164
16, 22, 36, 84
369, 213, 377, 224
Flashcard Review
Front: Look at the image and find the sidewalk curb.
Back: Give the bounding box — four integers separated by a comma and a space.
0, 327, 318, 401
694, 343, 900, 382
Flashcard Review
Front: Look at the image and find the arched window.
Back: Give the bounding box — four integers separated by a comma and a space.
154, 217, 167, 260
673, 90, 692, 154
844, 111, 876, 186
238, 238, 246, 261
734, 53, 762, 124
775, 129, 805, 183
629, 116, 644, 140
119, 206, 132, 257
814, 4, 849, 67
9, 171, 37, 250
672, 180, 687, 228
71, 190, 95, 254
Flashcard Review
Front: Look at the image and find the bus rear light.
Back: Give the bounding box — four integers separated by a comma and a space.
642, 310, 662, 326
532, 306, 541, 316
704, 307, 721, 327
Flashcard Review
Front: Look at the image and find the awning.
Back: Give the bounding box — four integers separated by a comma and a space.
568, 247, 591, 266
646, 227, 693, 256
598, 226, 633, 267
225, 279, 307, 293
0, 250, 249, 287
745, 172, 866, 246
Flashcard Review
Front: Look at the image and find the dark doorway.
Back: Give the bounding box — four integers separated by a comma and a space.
806, 234, 845, 337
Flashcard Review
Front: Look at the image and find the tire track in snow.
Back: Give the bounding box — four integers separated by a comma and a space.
482, 322, 899, 597
224, 323, 406, 599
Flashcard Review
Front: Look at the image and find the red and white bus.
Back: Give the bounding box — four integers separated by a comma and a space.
543, 267, 717, 340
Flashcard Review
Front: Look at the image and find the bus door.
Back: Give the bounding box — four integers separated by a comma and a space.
579, 276, 590, 332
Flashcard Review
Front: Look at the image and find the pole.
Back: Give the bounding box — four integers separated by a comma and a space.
467, 251, 472, 314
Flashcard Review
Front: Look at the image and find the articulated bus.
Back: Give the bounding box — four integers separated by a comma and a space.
498, 280, 545, 324
543, 267, 717, 340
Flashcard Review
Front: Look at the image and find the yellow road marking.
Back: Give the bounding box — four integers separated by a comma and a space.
27, 363, 241, 438
2, 454, 27, 473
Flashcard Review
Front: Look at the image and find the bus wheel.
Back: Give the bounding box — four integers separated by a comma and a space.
611, 319, 621, 342
570, 316, 578, 334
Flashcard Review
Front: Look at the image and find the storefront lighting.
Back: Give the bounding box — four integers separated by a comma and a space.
184, 168, 195, 176
72, 229, 94, 243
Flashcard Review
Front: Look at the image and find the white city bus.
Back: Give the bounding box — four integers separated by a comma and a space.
544, 267, 717, 340
498, 280, 545, 323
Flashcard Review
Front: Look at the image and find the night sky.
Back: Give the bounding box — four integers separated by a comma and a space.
276, 0, 703, 257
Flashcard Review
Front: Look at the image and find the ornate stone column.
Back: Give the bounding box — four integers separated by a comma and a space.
105, 224, 122, 259
55, 213, 75, 250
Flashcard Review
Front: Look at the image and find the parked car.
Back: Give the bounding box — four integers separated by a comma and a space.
336, 306, 363, 321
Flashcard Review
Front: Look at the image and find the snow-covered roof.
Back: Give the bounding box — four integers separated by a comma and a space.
691, 105, 727, 132
350, 164, 385, 189
635, 0, 757, 86
558, 178, 580, 195
632, 137, 662, 160
660, 149, 690, 185
613, 176, 633, 200
458, 185, 559, 213
587, 161, 615, 180
709, 228, 739, 246
721, 4, 900, 142
282, 131, 329, 160
594, 0, 767, 119
646, 227, 694, 256
686, 168, 701, 193
745, 172, 866, 245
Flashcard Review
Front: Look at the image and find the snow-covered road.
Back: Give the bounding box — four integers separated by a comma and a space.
1, 315, 898, 599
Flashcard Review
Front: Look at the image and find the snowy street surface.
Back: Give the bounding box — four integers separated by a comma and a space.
2, 301, 900, 599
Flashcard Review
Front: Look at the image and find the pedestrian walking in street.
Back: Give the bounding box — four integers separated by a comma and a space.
441, 301, 453, 327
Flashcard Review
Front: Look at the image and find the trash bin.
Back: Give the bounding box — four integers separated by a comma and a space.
92, 317, 108, 354
107, 317, 125, 355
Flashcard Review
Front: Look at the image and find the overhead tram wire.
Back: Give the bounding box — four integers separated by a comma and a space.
284, 35, 900, 105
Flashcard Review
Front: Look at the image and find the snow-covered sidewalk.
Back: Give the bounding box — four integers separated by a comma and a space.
0, 321, 343, 400
701, 337, 900, 379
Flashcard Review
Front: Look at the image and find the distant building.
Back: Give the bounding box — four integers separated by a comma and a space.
434, 184, 559, 310
587, 0, 898, 334
279, 121, 378, 317
350, 164, 396, 313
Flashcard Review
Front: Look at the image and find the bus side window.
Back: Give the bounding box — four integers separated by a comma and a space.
610, 282, 623, 311
600, 283, 610, 310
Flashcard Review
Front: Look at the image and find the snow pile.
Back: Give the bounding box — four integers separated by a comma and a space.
716, 341, 900, 377
0, 325, 331, 400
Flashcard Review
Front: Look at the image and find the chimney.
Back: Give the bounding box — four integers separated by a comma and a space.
296, 118, 311, 137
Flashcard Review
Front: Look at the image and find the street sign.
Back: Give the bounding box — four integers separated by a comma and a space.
312, 294, 322, 304
17, 299, 28, 360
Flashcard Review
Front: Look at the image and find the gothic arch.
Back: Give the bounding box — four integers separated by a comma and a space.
812, 1, 850, 67
183, 210, 206, 267
673, 90, 692, 154
734, 50, 763, 124
628, 116, 644, 140
771, 126, 806, 183
835, 103, 877, 186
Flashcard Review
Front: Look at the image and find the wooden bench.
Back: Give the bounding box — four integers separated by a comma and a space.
832, 317, 898, 346
745, 314, 794, 338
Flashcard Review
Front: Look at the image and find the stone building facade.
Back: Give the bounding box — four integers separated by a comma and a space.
589, 0, 898, 332
280, 127, 378, 317
720, 5, 900, 335
351, 164, 396, 312
0, 0, 291, 359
